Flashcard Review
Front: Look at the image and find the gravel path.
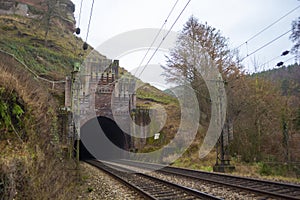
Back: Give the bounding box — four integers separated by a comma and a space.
77, 162, 145, 200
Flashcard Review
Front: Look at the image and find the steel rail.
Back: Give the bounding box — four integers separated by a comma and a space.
111, 159, 300, 200
85, 159, 222, 200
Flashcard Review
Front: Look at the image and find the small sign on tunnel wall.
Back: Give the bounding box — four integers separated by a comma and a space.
154, 133, 160, 140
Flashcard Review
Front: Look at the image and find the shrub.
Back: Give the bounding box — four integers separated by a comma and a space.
258, 162, 273, 176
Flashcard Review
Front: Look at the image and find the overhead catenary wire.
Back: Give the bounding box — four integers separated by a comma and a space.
257, 50, 291, 69
275, 56, 296, 67
258, 55, 281, 69
280, 56, 296, 66
77, 0, 84, 27
85, 0, 95, 42
83, 0, 95, 50
239, 29, 292, 62
235, 4, 300, 50
134, 0, 180, 77
137, 0, 192, 78
75, 0, 84, 34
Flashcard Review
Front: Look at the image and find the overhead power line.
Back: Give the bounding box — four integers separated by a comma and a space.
259, 55, 281, 68
75, 0, 84, 35
281, 56, 296, 65
134, 0, 180, 76
138, 0, 192, 78
258, 50, 290, 69
82, 0, 95, 50
78, 0, 83, 27
85, 0, 95, 42
275, 56, 296, 67
235, 4, 300, 50
239, 29, 292, 62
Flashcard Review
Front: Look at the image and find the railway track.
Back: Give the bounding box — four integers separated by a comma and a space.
110, 159, 300, 200
85, 159, 222, 200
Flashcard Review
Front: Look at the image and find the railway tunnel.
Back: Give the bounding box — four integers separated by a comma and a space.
75, 107, 152, 160
69, 59, 151, 161
76, 116, 132, 160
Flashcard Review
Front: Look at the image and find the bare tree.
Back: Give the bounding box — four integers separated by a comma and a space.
162, 16, 238, 123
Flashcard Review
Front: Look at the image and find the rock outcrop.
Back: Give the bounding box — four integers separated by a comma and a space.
0, 0, 75, 31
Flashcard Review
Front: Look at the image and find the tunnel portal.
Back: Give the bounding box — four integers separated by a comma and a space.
76, 116, 130, 160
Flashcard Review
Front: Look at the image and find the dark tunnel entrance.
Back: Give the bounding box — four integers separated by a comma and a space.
75, 116, 130, 160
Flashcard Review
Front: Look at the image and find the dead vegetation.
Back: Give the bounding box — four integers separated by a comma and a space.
0, 52, 78, 199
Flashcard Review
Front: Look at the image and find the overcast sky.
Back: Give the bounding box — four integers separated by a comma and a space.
71, 0, 299, 88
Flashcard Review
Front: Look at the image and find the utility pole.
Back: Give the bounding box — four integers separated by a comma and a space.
64, 76, 73, 159
213, 74, 235, 173
71, 62, 81, 169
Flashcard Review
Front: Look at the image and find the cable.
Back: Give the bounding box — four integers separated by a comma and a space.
138, 0, 192, 78
258, 55, 281, 69
257, 50, 290, 69
75, 0, 84, 35
77, 0, 83, 27
134, 0, 180, 76
274, 56, 296, 67
239, 29, 292, 62
281, 56, 296, 65
235, 4, 300, 50
0, 49, 65, 87
85, 0, 95, 43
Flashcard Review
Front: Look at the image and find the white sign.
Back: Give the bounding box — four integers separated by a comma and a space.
154, 133, 160, 140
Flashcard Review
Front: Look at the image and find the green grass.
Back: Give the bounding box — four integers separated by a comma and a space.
0, 16, 84, 78
257, 162, 300, 178
136, 84, 177, 104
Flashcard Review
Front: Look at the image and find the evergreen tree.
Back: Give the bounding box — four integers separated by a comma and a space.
290, 17, 300, 60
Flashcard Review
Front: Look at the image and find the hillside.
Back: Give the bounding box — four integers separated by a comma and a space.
256, 64, 300, 96
0, 9, 82, 79
0, 1, 183, 198
1, 1, 299, 198
0, 1, 88, 199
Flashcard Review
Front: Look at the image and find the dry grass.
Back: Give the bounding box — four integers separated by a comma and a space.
0, 7, 92, 199
231, 162, 300, 184
0, 52, 78, 199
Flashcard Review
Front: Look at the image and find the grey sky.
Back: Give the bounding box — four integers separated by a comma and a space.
71, 0, 299, 88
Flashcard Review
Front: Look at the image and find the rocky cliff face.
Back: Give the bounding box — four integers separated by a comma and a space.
0, 0, 15, 11
0, 0, 75, 31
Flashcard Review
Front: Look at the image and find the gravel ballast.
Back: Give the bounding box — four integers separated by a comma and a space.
78, 161, 280, 199
77, 162, 144, 200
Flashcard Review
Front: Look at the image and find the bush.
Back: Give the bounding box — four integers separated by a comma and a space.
258, 162, 300, 178
258, 162, 273, 176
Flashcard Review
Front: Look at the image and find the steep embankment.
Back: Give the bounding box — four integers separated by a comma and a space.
0, 1, 89, 199
0, 52, 78, 199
